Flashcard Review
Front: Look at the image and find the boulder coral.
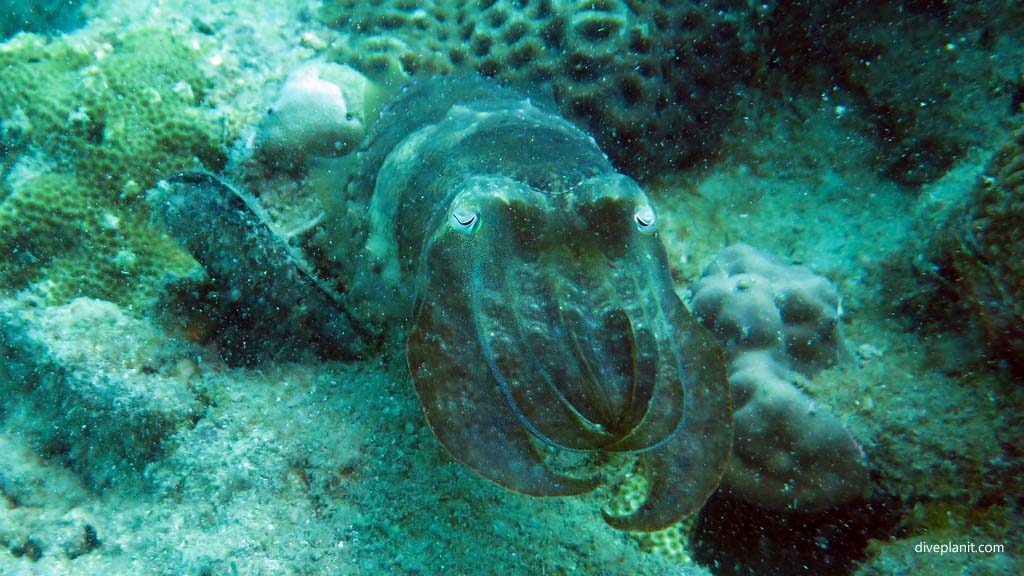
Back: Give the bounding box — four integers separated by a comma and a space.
316, 0, 752, 179
0, 29, 226, 305
690, 243, 844, 373
691, 244, 868, 512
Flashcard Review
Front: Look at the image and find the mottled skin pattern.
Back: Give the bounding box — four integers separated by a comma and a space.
361, 78, 732, 531
150, 172, 377, 364
153, 77, 732, 531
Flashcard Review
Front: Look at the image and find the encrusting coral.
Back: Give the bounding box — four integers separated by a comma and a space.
0, 28, 226, 306
691, 243, 868, 512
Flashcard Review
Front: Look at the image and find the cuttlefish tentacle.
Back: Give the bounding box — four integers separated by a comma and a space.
478, 266, 647, 452
407, 186, 602, 493
472, 261, 620, 451
408, 301, 601, 495
473, 276, 606, 453
604, 251, 733, 530
524, 274, 629, 443
594, 275, 684, 452
460, 182, 623, 452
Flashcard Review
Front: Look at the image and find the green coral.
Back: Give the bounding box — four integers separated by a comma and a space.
0, 28, 226, 305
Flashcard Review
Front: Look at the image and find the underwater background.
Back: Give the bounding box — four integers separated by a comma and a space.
1, 0, 1022, 574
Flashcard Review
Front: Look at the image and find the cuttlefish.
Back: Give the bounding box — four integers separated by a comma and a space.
151, 77, 732, 531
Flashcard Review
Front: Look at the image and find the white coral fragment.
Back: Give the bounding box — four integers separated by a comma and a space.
256, 62, 377, 166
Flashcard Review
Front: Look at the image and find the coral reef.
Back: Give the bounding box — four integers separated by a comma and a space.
0, 0, 1020, 572
0, 432, 99, 563
0, 28, 226, 306
721, 352, 868, 511
316, 0, 752, 178
690, 244, 868, 512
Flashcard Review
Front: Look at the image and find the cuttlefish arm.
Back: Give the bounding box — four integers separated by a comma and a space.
604, 285, 732, 530
407, 173, 732, 530
408, 281, 603, 496
579, 174, 732, 530
407, 177, 601, 495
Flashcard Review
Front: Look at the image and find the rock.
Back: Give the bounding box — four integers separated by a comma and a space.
0, 296, 201, 488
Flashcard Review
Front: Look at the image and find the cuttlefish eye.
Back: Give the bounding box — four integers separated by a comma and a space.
450, 206, 480, 235
634, 204, 656, 233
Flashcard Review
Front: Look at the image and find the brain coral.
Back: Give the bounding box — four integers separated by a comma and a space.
317, 0, 751, 179
0, 29, 226, 305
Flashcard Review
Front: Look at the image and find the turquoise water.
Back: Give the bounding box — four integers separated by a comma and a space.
1, 1, 1021, 574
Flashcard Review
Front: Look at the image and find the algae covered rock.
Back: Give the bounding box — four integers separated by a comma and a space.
0, 28, 226, 306
0, 296, 201, 489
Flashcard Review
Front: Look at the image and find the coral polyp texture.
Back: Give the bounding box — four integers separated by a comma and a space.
943, 128, 1024, 372
317, 0, 751, 178
690, 244, 868, 512
0, 29, 226, 305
